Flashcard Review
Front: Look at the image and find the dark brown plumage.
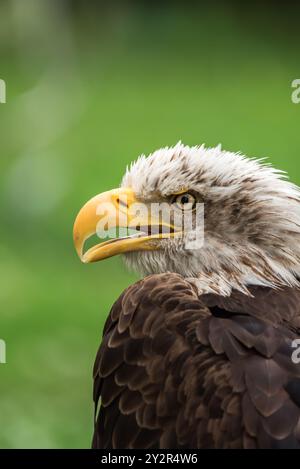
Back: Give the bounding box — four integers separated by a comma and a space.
92, 273, 300, 449
71, 144, 300, 448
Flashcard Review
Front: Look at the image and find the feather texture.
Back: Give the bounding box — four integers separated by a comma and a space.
92, 273, 300, 449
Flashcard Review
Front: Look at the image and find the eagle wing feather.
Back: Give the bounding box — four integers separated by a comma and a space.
93, 273, 300, 449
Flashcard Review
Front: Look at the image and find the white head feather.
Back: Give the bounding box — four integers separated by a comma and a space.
121, 142, 300, 296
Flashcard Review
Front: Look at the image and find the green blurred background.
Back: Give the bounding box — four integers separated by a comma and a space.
0, 0, 299, 448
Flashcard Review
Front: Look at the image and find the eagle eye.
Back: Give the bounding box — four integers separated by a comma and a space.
172, 192, 196, 210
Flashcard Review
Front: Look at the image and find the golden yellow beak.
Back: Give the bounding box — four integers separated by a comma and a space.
73, 188, 178, 263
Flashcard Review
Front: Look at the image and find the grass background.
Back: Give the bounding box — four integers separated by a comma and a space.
0, 0, 300, 447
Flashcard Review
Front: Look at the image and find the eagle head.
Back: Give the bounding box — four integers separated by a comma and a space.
73, 143, 300, 295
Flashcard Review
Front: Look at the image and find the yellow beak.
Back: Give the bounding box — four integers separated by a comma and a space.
73, 188, 178, 263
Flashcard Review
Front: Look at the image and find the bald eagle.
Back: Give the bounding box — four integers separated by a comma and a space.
73, 143, 300, 449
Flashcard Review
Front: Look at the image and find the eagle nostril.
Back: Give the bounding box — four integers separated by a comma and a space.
117, 197, 129, 209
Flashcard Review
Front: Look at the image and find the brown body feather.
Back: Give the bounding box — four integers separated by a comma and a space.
92, 273, 300, 449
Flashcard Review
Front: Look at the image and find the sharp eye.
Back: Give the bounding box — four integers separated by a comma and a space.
174, 193, 196, 210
